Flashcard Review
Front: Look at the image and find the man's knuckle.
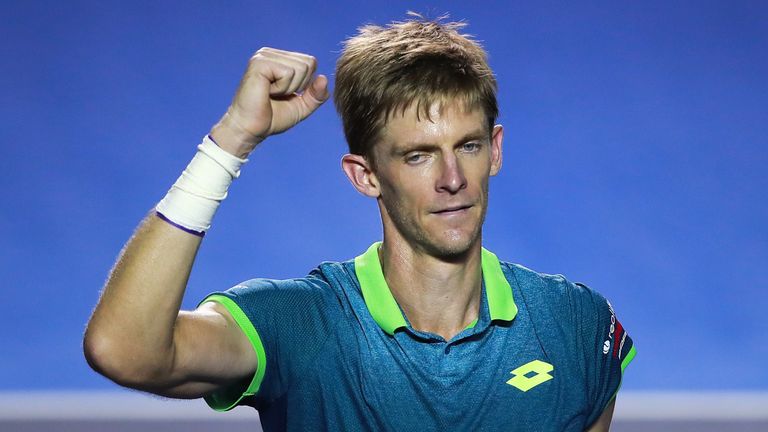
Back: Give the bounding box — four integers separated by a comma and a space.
249, 52, 265, 64
281, 63, 295, 76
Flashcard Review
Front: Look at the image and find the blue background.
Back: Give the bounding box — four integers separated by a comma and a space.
1, 1, 766, 392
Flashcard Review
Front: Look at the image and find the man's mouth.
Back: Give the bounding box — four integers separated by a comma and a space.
432, 204, 473, 215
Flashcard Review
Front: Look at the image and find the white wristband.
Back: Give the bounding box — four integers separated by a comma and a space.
155, 135, 247, 235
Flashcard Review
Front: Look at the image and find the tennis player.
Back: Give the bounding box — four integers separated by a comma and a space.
85, 15, 635, 431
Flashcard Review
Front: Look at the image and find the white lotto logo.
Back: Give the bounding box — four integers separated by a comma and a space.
603, 340, 610, 354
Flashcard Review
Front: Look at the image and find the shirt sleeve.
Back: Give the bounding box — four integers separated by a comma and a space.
198, 271, 340, 411
571, 282, 636, 426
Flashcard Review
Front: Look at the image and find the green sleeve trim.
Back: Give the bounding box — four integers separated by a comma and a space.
354, 242, 408, 335
199, 294, 267, 411
621, 344, 637, 373
610, 344, 637, 402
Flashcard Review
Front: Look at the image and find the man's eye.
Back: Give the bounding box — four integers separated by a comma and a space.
461, 142, 482, 152
405, 153, 426, 164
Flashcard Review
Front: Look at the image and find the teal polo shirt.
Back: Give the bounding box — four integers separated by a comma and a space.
201, 242, 635, 431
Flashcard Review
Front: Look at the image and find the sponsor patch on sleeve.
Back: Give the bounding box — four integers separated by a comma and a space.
603, 300, 629, 359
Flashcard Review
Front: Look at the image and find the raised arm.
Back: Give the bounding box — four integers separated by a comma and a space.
83, 48, 329, 398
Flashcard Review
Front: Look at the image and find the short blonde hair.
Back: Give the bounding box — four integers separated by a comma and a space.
334, 13, 498, 163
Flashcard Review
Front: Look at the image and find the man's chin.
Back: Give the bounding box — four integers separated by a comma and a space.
424, 232, 479, 261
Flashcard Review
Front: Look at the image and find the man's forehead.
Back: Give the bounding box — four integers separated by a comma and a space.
379, 101, 490, 144
385, 98, 481, 123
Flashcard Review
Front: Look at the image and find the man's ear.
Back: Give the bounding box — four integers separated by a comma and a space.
489, 124, 504, 176
341, 154, 380, 198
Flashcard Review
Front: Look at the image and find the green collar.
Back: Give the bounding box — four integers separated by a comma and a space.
353, 242, 518, 335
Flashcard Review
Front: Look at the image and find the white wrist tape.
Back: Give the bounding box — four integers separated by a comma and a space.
155, 135, 247, 234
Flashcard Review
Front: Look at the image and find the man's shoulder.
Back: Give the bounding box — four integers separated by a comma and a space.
497, 260, 622, 364
312, 258, 357, 286
498, 260, 608, 313
499, 260, 588, 293
230, 258, 356, 290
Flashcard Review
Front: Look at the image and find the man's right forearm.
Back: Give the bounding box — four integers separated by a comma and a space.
84, 212, 202, 387
84, 130, 245, 389
83, 47, 329, 393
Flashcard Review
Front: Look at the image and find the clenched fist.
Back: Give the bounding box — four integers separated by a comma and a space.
210, 47, 330, 158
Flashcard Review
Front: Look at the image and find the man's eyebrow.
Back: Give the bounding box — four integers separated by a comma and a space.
392, 128, 490, 155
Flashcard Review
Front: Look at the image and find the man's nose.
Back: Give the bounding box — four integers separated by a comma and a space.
436, 154, 467, 194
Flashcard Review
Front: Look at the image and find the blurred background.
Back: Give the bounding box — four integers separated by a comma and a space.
1, 0, 766, 430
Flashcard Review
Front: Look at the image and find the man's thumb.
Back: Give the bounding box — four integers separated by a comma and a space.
305, 74, 330, 106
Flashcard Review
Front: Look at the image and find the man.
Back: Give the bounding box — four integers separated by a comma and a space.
84, 16, 635, 431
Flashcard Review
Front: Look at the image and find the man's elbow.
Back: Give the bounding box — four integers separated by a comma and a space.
82, 326, 170, 390
83, 327, 135, 387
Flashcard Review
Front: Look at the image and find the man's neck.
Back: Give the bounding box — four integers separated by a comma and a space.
379, 238, 483, 341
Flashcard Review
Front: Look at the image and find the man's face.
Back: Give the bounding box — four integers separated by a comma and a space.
369, 102, 503, 258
